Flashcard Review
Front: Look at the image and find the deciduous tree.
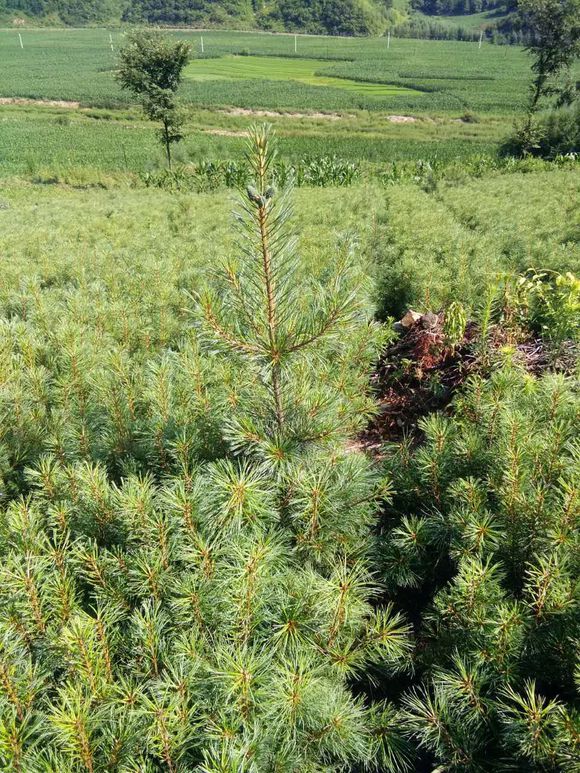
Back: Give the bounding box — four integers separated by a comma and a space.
519, 0, 580, 109
117, 29, 191, 170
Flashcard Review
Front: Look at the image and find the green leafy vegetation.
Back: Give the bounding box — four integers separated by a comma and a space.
0, 29, 557, 114
411, 0, 515, 15
116, 29, 191, 168
502, 101, 580, 158
0, 0, 126, 25
142, 155, 362, 191
502, 0, 580, 158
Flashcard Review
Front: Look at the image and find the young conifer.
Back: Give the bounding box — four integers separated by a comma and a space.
196, 125, 381, 459
0, 125, 412, 772
379, 365, 580, 770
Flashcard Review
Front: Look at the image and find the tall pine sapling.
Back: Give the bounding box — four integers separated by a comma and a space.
196, 124, 384, 467
194, 125, 392, 568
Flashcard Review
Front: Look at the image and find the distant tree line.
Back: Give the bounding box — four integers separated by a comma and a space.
410, 0, 516, 16
394, 17, 486, 42
2, 0, 393, 34
0, 0, 571, 46
2, 0, 125, 24
404, 0, 530, 46
398, 0, 569, 46
122, 0, 392, 35
393, 14, 531, 45
121, 0, 254, 28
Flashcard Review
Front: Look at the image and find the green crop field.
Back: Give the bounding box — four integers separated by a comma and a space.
0, 108, 503, 177
0, 28, 539, 113
0, 27, 554, 176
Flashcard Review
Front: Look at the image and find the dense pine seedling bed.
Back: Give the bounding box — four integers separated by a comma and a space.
0, 16, 578, 769
0, 127, 578, 770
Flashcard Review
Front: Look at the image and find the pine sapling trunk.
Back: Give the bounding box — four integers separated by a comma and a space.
254, 133, 284, 429
163, 119, 172, 171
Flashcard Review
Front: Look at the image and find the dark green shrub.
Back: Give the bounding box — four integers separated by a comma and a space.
537, 102, 580, 157
502, 103, 580, 159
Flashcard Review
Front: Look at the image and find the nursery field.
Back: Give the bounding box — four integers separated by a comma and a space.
0, 146, 579, 769
0, 20, 579, 773
1, 166, 578, 323
1, 166, 577, 322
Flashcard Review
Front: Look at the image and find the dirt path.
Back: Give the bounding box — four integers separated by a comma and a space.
203, 128, 249, 137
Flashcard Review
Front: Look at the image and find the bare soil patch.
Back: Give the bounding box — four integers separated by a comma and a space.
386, 115, 418, 123
219, 107, 353, 120
0, 97, 80, 108
359, 311, 571, 455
